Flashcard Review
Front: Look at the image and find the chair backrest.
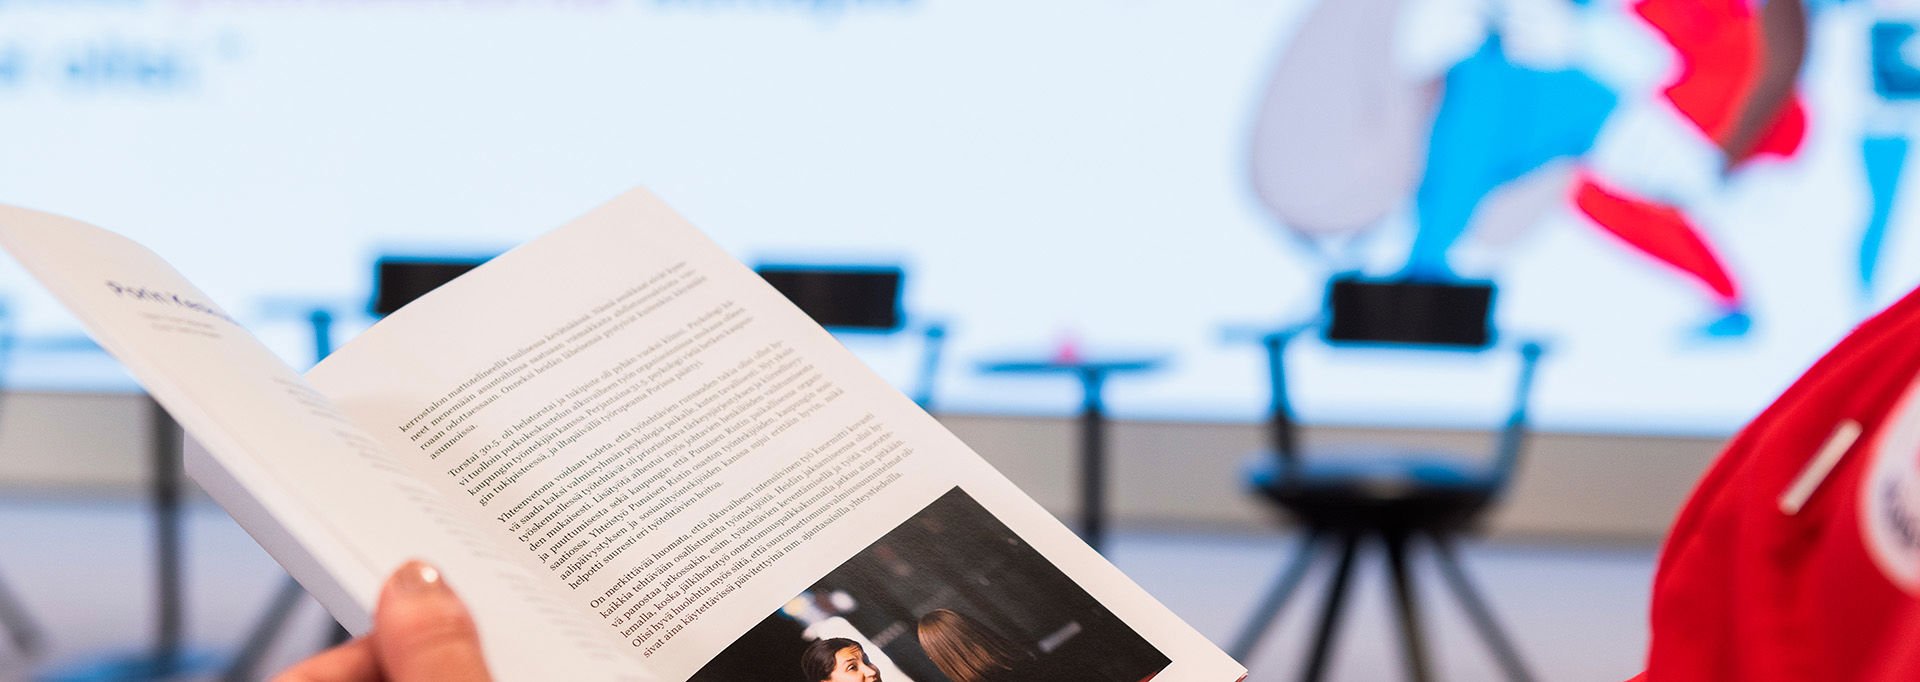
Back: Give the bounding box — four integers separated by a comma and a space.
1261, 276, 1543, 490
370, 256, 491, 318
755, 265, 904, 332
292, 255, 491, 364
754, 264, 945, 408
1324, 275, 1494, 348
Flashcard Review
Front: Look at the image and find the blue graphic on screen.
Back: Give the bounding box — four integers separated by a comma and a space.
1862, 133, 1907, 299
1404, 33, 1615, 283
1862, 19, 1920, 302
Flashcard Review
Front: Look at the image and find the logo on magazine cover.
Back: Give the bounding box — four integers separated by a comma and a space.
1862, 375, 1920, 594
104, 280, 237, 325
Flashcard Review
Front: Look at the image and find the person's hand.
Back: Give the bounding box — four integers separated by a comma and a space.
275, 560, 494, 681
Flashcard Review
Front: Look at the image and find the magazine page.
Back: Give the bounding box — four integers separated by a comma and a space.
308, 188, 1246, 681
0, 207, 632, 681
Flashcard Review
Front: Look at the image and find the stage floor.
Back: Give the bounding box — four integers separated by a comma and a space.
0, 496, 1654, 681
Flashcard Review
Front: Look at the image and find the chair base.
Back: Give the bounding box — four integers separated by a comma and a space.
223, 575, 350, 682
0, 564, 42, 660
38, 649, 226, 682
1229, 526, 1534, 682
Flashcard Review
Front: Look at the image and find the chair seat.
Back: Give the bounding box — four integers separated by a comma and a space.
1245, 447, 1501, 531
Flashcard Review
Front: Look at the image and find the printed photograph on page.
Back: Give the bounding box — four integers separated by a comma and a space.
690, 486, 1170, 682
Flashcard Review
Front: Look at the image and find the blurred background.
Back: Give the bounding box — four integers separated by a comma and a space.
0, 0, 1906, 679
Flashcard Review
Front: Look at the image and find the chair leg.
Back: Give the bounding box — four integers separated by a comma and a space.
1299, 530, 1361, 682
223, 576, 309, 682
1228, 527, 1326, 660
1428, 531, 1535, 682
1384, 530, 1432, 682
0, 564, 41, 656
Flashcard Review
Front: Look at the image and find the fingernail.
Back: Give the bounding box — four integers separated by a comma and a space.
394, 560, 446, 594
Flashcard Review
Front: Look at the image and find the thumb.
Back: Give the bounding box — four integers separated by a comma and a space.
370, 560, 493, 681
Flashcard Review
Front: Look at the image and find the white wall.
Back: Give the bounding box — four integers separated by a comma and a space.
0, 390, 1720, 542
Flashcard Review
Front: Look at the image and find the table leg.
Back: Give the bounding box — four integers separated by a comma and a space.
1078, 369, 1107, 552
149, 398, 183, 673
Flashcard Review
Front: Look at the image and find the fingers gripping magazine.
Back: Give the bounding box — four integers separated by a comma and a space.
0, 189, 1244, 681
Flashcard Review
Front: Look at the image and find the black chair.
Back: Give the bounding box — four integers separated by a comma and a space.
1228, 277, 1544, 682
755, 264, 947, 408
225, 255, 488, 682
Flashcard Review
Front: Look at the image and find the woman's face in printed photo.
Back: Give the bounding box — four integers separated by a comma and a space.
827, 646, 881, 682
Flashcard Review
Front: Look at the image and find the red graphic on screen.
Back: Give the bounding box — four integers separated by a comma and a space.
1570, 0, 1806, 319
1573, 171, 1740, 305
1635, 0, 1806, 161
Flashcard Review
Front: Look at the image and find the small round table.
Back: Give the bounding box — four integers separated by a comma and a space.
978, 355, 1165, 552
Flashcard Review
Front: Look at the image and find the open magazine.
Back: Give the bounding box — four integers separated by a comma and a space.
0, 189, 1246, 681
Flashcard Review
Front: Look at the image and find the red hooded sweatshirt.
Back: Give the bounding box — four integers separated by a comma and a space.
1637, 286, 1920, 680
